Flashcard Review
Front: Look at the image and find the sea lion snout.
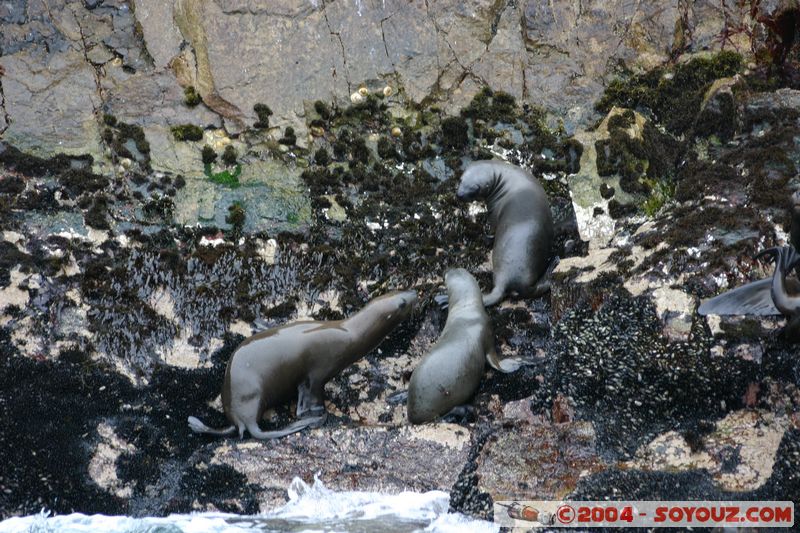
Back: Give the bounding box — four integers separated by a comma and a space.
456, 183, 479, 201
387, 290, 417, 321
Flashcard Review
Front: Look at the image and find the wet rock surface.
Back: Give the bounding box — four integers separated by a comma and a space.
209, 423, 471, 511
2, 0, 800, 524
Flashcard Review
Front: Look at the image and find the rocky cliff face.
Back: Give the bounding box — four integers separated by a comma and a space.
0, 1, 756, 158
1, 0, 800, 521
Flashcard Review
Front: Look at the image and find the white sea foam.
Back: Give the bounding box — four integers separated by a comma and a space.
0, 476, 498, 533
266, 474, 449, 522
0, 509, 255, 532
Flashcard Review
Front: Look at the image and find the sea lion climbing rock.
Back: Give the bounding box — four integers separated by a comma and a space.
407, 269, 519, 424
189, 290, 417, 439
456, 160, 556, 306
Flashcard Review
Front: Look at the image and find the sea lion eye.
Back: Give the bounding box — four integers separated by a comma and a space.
399, 301, 407, 309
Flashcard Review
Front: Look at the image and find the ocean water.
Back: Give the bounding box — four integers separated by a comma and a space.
0, 476, 498, 533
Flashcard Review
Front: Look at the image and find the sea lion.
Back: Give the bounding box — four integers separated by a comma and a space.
698, 193, 800, 318
189, 290, 417, 439
456, 160, 556, 306
407, 268, 518, 424
698, 246, 800, 341
755, 245, 800, 340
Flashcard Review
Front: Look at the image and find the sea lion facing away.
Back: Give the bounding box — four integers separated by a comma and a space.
699, 246, 800, 341
456, 160, 556, 306
189, 290, 417, 439
407, 269, 518, 424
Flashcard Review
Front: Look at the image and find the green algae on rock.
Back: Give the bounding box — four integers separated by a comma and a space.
461, 87, 519, 124
440, 116, 469, 150
204, 163, 241, 188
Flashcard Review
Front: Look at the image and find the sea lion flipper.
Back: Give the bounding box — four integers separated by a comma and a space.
296, 380, 324, 417
697, 278, 780, 316
485, 346, 522, 373
433, 292, 449, 310
496, 358, 523, 373
245, 414, 326, 440
527, 255, 561, 298
781, 245, 800, 272
441, 405, 477, 423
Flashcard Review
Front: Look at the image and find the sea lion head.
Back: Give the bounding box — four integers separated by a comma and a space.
370, 289, 418, 325
444, 268, 482, 305
456, 161, 499, 201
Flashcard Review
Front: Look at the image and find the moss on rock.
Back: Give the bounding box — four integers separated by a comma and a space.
170, 124, 204, 142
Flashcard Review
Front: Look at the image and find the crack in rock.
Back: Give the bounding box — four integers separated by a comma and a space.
379, 14, 394, 64
322, 7, 352, 94
67, 4, 104, 116
422, 0, 475, 100
0, 67, 9, 135
488, 0, 510, 47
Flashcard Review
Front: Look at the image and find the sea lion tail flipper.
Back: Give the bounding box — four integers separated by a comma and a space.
245, 414, 326, 440
482, 286, 504, 307
496, 358, 523, 373
697, 278, 780, 316
485, 346, 522, 373
187, 416, 237, 436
